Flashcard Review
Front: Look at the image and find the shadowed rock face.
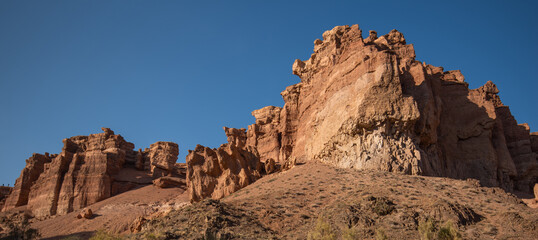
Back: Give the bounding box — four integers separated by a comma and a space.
186, 127, 263, 202
2, 153, 51, 211
246, 25, 537, 193
2, 128, 183, 218
0, 186, 12, 210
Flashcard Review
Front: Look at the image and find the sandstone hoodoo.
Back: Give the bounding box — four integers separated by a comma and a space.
243, 25, 537, 194
186, 127, 264, 202
2, 128, 185, 218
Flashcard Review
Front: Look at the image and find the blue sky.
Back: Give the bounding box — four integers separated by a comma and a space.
1, 0, 536, 185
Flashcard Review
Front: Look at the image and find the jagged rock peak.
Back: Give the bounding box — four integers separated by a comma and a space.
248, 24, 537, 194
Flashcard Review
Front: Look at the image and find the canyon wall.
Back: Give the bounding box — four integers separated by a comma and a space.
245, 25, 537, 193
2, 128, 184, 218
3, 25, 536, 208
186, 127, 264, 202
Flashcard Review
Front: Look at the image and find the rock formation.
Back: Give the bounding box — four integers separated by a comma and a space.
2, 128, 184, 218
0, 187, 11, 211
186, 127, 263, 202
245, 25, 537, 193
2, 154, 51, 211
135, 142, 180, 178
3, 24, 536, 211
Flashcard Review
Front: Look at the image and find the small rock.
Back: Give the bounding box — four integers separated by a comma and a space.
153, 176, 185, 188
76, 208, 93, 219
130, 216, 146, 233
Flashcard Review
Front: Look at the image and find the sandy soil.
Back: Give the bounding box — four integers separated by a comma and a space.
19, 161, 538, 239
33, 185, 188, 239
138, 162, 537, 239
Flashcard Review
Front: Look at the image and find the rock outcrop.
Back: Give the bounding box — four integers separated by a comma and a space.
2, 128, 184, 218
0, 187, 11, 211
2, 154, 51, 211
135, 142, 180, 178
245, 25, 537, 193
186, 127, 263, 202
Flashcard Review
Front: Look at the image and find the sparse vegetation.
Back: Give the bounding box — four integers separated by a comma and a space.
418, 219, 462, 240
437, 221, 462, 240
308, 217, 336, 240
418, 219, 436, 240
143, 231, 166, 240
375, 228, 388, 240
89, 230, 122, 240
342, 226, 360, 240
370, 197, 395, 216
0, 213, 40, 240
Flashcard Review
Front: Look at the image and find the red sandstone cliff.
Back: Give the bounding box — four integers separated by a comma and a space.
244, 25, 537, 193
2, 128, 184, 218
3, 25, 536, 207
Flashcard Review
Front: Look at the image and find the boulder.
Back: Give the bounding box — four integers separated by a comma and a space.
186, 127, 263, 202
76, 208, 93, 219
130, 216, 146, 233
153, 176, 186, 189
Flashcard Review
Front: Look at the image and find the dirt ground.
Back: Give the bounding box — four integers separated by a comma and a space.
33, 185, 188, 239
136, 162, 537, 239
11, 162, 537, 239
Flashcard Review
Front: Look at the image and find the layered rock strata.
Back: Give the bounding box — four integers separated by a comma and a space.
245, 25, 537, 193
0, 187, 11, 211
2, 153, 51, 211
187, 127, 264, 202
2, 128, 184, 218
135, 142, 180, 178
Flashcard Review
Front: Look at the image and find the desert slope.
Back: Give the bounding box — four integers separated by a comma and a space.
137, 162, 537, 239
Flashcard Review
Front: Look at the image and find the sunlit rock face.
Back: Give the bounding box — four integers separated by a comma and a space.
186, 127, 263, 202
246, 25, 537, 193
3, 128, 184, 218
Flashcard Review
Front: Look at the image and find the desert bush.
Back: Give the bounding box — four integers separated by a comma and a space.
89, 230, 122, 240
418, 219, 462, 240
341, 226, 360, 240
308, 217, 336, 240
375, 228, 388, 240
371, 198, 394, 216
437, 221, 462, 240
143, 231, 166, 240
418, 219, 436, 240
0, 214, 40, 240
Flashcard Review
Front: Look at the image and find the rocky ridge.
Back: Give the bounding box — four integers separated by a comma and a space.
2, 24, 537, 224
2, 128, 185, 218
244, 25, 537, 194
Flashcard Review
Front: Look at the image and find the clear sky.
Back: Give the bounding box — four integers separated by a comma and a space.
1, 0, 536, 185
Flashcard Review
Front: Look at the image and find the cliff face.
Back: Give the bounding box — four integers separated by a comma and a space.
2, 128, 184, 218
0, 186, 11, 211
3, 25, 536, 208
246, 25, 537, 193
186, 127, 264, 202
